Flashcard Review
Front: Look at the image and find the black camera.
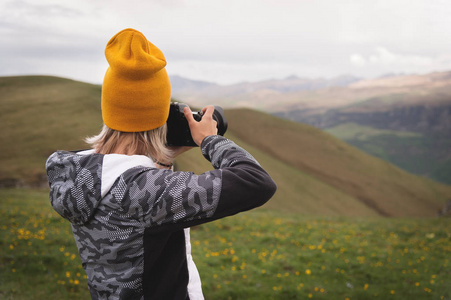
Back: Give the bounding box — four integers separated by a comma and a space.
166, 102, 228, 147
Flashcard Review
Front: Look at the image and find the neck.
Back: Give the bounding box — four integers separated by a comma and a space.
110, 134, 136, 155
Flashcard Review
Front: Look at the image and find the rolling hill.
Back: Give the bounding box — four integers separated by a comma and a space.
1, 75, 450, 217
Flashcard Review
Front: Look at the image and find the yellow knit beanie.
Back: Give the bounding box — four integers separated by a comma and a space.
101, 28, 171, 132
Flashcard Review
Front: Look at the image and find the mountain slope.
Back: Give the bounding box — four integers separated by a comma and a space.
0, 76, 103, 186
175, 131, 379, 217
1, 75, 450, 217
176, 108, 451, 217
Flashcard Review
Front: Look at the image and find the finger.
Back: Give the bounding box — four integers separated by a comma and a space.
183, 106, 196, 124
202, 106, 215, 119
201, 105, 214, 113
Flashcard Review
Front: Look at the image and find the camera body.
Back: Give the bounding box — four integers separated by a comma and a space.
166, 102, 228, 147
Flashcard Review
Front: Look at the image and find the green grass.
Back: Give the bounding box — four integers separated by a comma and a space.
1, 188, 450, 299
0, 188, 88, 299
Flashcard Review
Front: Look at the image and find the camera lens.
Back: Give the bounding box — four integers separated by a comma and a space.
213, 106, 228, 136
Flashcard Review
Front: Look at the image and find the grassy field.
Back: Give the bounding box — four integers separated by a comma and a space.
1, 188, 450, 299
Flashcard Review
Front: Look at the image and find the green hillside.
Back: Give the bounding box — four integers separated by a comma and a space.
326, 122, 451, 184
1, 75, 450, 217
176, 109, 451, 217
176, 132, 378, 217
0, 76, 103, 186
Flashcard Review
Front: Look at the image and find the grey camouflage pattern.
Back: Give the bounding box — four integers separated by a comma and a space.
76, 166, 222, 299
202, 135, 260, 168
46, 151, 103, 225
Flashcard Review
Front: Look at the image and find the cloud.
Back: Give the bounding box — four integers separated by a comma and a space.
1, 0, 83, 28
348, 47, 451, 77
349, 54, 366, 67
350, 47, 434, 67
371, 47, 433, 66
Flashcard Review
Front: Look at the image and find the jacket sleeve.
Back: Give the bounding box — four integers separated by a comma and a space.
142, 135, 277, 233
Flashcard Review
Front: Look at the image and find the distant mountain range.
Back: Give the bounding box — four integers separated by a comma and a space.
171, 74, 361, 95
170, 71, 451, 111
170, 74, 362, 109
171, 71, 451, 184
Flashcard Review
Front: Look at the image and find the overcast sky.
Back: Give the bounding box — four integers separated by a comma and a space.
2, 0, 451, 85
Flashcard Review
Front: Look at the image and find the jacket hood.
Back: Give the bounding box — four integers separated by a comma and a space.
46, 150, 158, 225
46, 151, 103, 225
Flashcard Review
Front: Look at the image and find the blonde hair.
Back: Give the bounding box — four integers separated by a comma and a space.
85, 124, 173, 164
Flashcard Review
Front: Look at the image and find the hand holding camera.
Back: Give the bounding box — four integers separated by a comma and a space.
183, 106, 218, 146
166, 103, 228, 147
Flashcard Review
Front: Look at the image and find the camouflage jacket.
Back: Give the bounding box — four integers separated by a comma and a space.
46, 135, 277, 299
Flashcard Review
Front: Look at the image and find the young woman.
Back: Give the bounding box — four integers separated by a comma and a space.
46, 28, 276, 300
